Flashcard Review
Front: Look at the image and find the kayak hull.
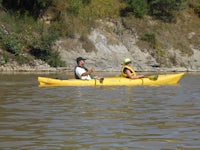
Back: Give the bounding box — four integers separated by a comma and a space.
38, 73, 184, 87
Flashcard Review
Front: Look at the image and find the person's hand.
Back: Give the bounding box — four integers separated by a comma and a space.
140, 75, 144, 78
90, 67, 95, 73
138, 75, 144, 78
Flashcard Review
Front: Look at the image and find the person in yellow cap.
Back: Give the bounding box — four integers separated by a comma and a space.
121, 58, 144, 79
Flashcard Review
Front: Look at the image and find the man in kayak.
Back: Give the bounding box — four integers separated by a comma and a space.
121, 58, 144, 79
74, 57, 104, 82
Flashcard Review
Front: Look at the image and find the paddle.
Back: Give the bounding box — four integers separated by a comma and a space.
116, 74, 158, 81
142, 74, 158, 81
90, 73, 104, 83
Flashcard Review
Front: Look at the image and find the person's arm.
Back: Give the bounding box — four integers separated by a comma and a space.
81, 68, 95, 76
126, 70, 143, 79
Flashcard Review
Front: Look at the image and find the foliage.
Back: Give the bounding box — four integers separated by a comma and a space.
147, 0, 186, 22
123, 0, 148, 18
122, 0, 186, 21
0, 0, 2, 8
0, 33, 23, 56
46, 50, 66, 67
0, 11, 65, 67
84, 0, 123, 18
2, 0, 52, 18
30, 25, 65, 67
0, 52, 8, 64
140, 33, 157, 48
140, 32, 165, 62
190, 0, 200, 17
194, 5, 200, 17
1, 0, 188, 21
66, 0, 82, 15
132, 0, 148, 18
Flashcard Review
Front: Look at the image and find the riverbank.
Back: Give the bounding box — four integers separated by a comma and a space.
0, 59, 198, 74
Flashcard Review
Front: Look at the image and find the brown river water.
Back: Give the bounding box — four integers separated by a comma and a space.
0, 72, 199, 150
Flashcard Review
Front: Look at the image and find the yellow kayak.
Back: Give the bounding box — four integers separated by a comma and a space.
38, 73, 184, 87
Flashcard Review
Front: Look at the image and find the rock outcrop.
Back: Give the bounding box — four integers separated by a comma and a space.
55, 20, 200, 72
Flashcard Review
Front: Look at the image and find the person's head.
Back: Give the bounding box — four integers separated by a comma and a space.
124, 58, 132, 65
76, 57, 86, 66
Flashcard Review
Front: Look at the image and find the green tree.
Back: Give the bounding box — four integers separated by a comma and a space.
147, 0, 186, 22
65, 0, 91, 15
2, 0, 52, 18
123, 0, 148, 18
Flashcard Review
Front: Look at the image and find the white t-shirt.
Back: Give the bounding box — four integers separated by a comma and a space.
75, 67, 91, 80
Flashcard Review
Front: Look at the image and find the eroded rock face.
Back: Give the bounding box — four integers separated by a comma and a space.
56, 28, 159, 72
56, 28, 199, 72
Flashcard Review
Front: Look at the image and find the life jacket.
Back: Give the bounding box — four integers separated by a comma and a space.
74, 66, 93, 79
121, 65, 136, 78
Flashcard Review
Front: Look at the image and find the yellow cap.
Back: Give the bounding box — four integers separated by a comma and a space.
124, 58, 131, 64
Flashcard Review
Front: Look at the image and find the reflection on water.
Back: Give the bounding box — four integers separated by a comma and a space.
0, 73, 200, 149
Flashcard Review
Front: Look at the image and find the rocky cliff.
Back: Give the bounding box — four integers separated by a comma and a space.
55, 19, 200, 72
